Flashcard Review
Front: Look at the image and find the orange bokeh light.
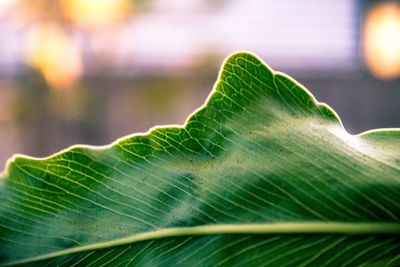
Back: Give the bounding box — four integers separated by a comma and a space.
363, 2, 400, 79
26, 23, 82, 89
62, 0, 131, 26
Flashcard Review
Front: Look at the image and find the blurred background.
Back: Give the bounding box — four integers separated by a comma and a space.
0, 0, 400, 167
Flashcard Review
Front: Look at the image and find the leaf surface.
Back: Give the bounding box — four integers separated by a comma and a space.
1, 52, 400, 266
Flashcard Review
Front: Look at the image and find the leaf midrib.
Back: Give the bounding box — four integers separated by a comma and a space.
3, 222, 400, 266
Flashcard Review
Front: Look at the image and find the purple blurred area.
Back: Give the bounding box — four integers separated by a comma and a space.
0, 0, 400, 167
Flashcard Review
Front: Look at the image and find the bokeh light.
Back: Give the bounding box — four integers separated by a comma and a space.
62, 0, 131, 26
26, 23, 82, 89
363, 2, 400, 79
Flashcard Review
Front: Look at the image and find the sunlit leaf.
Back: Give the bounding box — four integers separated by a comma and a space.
1, 52, 399, 266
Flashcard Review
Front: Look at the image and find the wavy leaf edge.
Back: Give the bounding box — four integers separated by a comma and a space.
1, 51, 400, 266
2, 51, 399, 178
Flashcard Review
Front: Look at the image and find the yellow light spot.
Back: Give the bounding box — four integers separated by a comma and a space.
62, 0, 131, 26
26, 23, 82, 89
363, 2, 400, 79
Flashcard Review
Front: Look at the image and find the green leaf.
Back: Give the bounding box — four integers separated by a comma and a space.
1, 52, 400, 266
